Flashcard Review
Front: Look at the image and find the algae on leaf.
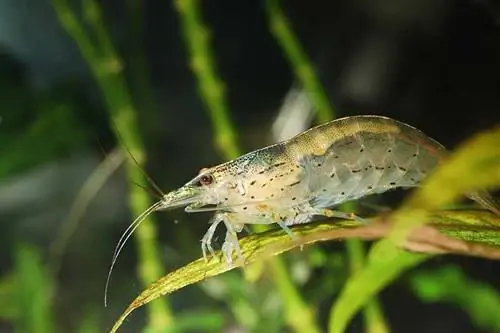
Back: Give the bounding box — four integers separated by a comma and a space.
108, 209, 500, 333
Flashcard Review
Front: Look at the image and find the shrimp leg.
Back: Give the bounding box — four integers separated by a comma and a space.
277, 220, 297, 239
201, 214, 224, 262
221, 230, 243, 266
222, 220, 245, 266
315, 208, 367, 224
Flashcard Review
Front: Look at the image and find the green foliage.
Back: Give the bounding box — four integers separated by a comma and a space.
0, 92, 90, 178
410, 265, 500, 331
329, 125, 500, 333
0, 244, 56, 333
51, 0, 174, 330
0, 49, 93, 179
175, 0, 241, 159
75, 308, 101, 333
15, 244, 55, 333
265, 0, 334, 124
108, 210, 500, 333
49, 148, 124, 276
330, 243, 430, 333
0, 273, 18, 321
342, 240, 389, 333
389, 125, 500, 243
201, 272, 284, 332
108, 219, 356, 333
158, 310, 224, 333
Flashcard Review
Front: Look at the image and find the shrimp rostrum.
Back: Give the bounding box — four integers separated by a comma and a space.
115, 115, 500, 267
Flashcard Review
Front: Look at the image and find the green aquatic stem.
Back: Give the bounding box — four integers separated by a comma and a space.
174, 1, 320, 332
339, 201, 388, 333
342, 240, 389, 333
125, 0, 160, 125
51, 0, 174, 330
15, 244, 56, 333
329, 242, 431, 333
175, 0, 241, 159
265, 0, 334, 124
50, 149, 124, 276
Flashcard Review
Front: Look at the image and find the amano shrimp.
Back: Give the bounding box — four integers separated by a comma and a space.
105, 115, 499, 302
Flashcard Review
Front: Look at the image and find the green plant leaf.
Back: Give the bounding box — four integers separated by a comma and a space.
107, 219, 355, 333
76, 307, 101, 333
157, 310, 224, 333
328, 125, 500, 333
342, 240, 389, 333
410, 265, 500, 331
0, 273, 19, 321
13, 243, 55, 333
52, 0, 175, 329
330, 242, 431, 333
0, 98, 90, 178
391, 124, 500, 242
109, 209, 500, 333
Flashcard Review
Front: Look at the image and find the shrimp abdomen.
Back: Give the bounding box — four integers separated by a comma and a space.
287, 116, 456, 209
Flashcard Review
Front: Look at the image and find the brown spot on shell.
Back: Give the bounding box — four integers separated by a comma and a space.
256, 204, 269, 211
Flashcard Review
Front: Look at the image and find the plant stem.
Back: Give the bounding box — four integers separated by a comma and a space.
265, 1, 389, 331
125, 0, 160, 127
344, 240, 389, 333
265, 0, 333, 124
50, 148, 124, 277
175, 0, 241, 159
51, 0, 174, 331
174, 1, 320, 332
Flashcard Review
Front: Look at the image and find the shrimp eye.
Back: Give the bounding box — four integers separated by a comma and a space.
199, 174, 213, 186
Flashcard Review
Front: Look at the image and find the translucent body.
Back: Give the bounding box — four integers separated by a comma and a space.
192, 115, 453, 263
107, 115, 499, 284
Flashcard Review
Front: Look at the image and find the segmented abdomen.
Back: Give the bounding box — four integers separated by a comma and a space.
287, 116, 447, 208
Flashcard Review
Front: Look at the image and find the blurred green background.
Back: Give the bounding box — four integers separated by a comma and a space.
0, 0, 500, 332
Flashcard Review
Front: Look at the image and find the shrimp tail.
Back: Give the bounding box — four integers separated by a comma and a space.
468, 190, 500, 216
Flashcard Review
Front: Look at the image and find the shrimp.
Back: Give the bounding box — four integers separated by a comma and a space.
105, 115, 499, 302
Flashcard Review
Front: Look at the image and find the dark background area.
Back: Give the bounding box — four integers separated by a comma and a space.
0, 0, 499, 332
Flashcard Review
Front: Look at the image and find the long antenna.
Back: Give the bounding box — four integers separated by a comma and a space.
104, 200, 163, 306
132, 180, 163, 200
94, 135, 160, 200
110, 121, 165, 197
